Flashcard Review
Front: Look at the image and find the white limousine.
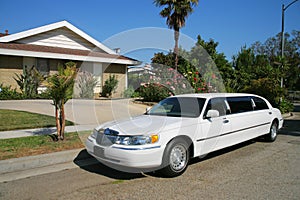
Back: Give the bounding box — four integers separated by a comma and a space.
86, 93, 283, 177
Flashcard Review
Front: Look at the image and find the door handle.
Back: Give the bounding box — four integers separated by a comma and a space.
223, 119, 229, 123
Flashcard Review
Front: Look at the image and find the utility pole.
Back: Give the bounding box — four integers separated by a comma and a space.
280, 0, 299, 88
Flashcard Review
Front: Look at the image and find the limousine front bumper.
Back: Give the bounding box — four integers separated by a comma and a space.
86, 136, 164, 169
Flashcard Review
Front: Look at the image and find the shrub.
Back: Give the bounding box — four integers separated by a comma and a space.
76, 71, 98, 99
100, 75, 118, 98
241, 78, 294, 113
242, 78, 283, 106
0, 83, 23, 100
139, 83, 171, 102
278, 98, 294, 114
14, 65, 45, 98
123, 85, 135, 98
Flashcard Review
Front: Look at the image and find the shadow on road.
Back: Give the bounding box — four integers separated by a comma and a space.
73, 150, 145, 180
279, 104, 300, 137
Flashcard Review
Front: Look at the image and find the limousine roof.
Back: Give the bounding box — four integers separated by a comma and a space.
174, 93, 261, 99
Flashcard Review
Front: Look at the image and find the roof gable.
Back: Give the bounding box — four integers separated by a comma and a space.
0, 20, 116, 54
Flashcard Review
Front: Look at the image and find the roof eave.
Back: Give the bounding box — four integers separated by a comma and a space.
0, 48, 140, 66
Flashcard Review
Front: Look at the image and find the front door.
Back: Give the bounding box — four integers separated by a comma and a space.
195, 97, 231, 157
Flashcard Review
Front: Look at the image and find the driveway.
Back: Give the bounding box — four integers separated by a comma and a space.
0, 99, 148, 125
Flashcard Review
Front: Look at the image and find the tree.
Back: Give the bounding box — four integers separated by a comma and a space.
251, 31, 300, 90
232, 31, 299, 113
45, 62, 77, 140
154, 0, 198, 69
190, 35, 232, 92
151, 51, 207, 94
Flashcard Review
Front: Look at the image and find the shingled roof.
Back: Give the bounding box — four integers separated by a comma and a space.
0, 43, 137, 62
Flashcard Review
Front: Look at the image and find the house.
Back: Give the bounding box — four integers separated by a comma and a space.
0, 21, 140, 97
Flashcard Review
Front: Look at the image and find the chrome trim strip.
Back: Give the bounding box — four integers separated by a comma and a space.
112, 146, 161, 151
197, 122, 271, 142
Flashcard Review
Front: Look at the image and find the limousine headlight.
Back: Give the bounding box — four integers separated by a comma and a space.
115, 134, 159, 146
91, 129, 159, 146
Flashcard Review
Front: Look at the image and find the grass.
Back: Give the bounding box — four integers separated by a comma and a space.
111, 180, 125, 184
0, 131, 91, 160
0, 109, 74, 131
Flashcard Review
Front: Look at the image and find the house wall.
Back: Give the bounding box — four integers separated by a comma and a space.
0, 55, 71, 90
0, 54, 128, 98
0, 55, 23, 89
103, 63, 127, 98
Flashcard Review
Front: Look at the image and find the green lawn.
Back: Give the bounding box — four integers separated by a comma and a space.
0, 109, 74, 131
0, 131, 91, 160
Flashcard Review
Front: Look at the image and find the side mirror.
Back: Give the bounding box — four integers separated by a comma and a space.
206, 109, 219, 119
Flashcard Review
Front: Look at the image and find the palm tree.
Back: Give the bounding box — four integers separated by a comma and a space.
45, 62, 77, 140
154, 0, 198, 69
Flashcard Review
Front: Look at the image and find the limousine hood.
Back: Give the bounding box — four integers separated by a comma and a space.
96, 114, 194, 136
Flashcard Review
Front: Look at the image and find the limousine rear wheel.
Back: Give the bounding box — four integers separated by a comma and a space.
159, 138, 190, 177
265, 121, 278, 142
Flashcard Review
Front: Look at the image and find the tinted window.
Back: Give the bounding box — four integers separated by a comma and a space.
204, 97, 227, 117
252, 97, 269, 110
148, 97, 206, 118
227, 96, 253, 114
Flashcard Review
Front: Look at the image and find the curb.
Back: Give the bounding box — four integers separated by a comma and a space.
282, 112, 293, 119
0, 148, 90, 175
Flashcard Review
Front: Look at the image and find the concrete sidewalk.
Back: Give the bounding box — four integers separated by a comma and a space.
0, 124, 96, 139
0, 148, 98, 183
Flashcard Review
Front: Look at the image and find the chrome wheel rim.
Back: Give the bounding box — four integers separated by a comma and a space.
170, 144, 187, 172
271, 123, 277, 139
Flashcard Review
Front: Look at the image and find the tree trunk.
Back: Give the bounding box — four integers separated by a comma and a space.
60, 101, 66, 140
174, 28, 180, 70
55, 104, 61, 141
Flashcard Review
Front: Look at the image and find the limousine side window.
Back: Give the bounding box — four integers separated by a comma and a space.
203, 97, 227, 118
252, 97, 269, 110
227, 96, 253, 114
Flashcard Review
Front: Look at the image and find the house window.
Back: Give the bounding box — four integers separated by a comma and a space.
36, 58, 50, 75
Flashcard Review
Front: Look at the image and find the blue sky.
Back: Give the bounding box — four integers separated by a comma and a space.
0, 0, 299, 63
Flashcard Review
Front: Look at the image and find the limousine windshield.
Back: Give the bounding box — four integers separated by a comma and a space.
147, 97, 206, 118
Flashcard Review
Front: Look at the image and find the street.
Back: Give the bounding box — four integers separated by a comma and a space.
0, 110, 299, 200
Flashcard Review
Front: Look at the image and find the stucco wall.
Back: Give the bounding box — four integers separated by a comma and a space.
0, 55, 128, 98
103, 63, 127, 98
0, 55, 23, 89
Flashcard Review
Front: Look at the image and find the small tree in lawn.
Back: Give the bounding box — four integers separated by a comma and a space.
46, 62, 77, 140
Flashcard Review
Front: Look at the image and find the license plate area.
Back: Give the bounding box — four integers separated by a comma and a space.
94, 146, 105, 158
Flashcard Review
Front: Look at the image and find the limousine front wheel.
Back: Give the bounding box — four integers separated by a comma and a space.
159, 138, 190, 177
265, 121, 278, 142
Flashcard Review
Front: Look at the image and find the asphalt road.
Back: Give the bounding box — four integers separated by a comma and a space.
0, 110, 299, 200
